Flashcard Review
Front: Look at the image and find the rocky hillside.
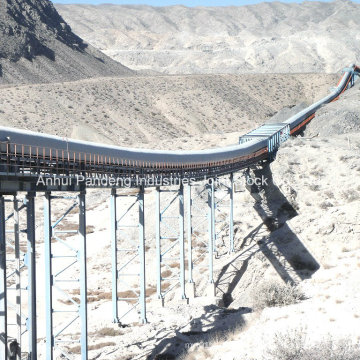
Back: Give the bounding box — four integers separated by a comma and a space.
56, 0, 360, 75
0, 0, 133, 84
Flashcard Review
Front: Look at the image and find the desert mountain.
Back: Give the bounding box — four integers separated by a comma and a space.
57, 0, 360, 74
0, 0, 133, 84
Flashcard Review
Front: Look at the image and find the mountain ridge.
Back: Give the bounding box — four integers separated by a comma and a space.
56, 1, 360, 74
0, 0, 134, 84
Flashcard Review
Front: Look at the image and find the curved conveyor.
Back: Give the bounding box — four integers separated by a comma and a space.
0, 64, 359, 186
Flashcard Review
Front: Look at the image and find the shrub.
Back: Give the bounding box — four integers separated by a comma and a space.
341, 191, 359, 203
265, 327, 307, 360
70, 342, 116, 354
251, 281, 305, 310
265, 329, 360, 360
97, 327, 122, 337
308, 184, 320, 191
319, 201, 333, 209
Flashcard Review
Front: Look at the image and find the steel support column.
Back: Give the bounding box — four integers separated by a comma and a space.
78, 192, 88, 360
186, 184, 209, 288
110, 189, 118, 323
44, 193, 88, 359
155, 187, 162, 299
5, 195, 26, 360
138, 187, 147, 323
26, 192, 37, 360
44, 192, 53, 360
186, 185, 193, 284
0, 195, 7, 359
229, 173, 235, 253
211, 182, 216, 255
208, 183, 214, 284
13, 197, 21, 360
179, 184, 186, 299
156, 186, 187, 301
111, 187, 147, 324
210, 175, 235, 254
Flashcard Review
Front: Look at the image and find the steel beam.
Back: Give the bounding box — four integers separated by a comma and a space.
0, 195, 7, 360
44, 192, 53, 360
156, 187, 162, 300
229, 173, 235, 253
210, 181, 216, 255
4, 196, 26, 359
186, 185, 193, 284
138, 187, 147, 323
44, 193, 88, 359
110, 189, 118, 323
210, 175, 235, 254
208, 184, 214, 284
78, 192, 88, 360
156, 186, 187, 301
186, 184, 209, 290
179, 184, 186, 299
111, 187, 147, 324
26, 192, 37, 360
13, 196, 21, 360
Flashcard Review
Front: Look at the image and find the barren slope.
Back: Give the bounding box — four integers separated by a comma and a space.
0, 73, 338, 148
0, 0, 133, 84
56, 1, 360, 75
306, 78, 360, 137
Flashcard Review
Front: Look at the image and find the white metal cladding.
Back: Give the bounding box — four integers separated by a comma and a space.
239, 123, 290, 153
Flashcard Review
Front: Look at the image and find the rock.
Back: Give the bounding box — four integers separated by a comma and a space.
0, 0, 133, 84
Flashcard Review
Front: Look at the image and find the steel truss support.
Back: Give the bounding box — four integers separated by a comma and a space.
186, 186, 193, 285
0, 195, 7, 359
229, 174, 235, 253
111, 187, 147, 325
26, 192, 37, 360
210, 175, 234, 254
12, 197, 21, 360
186, 184, 212, 291
156, 185, 186, 302
208, 182, 215, 284
3, 195, 30, 360
44, 192, 88, 360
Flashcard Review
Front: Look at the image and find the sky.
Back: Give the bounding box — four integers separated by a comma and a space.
54, 0, 356, 6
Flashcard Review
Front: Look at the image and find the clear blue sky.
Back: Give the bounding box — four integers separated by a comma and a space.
54, 0, 351, 6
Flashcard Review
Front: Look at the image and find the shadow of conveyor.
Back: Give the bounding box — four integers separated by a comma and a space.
143, 305, 249, 360
214, 222, 270, 306
215, 162, 320, 306
246, 162, 319, 283
145, 163, 319, 359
